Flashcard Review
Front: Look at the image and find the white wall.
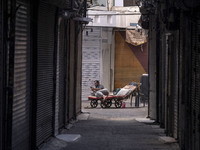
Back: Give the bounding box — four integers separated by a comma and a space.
82, 27, 102, 100
82, 27, 115, 100
87, 7, 141, 28
115, 14, 141, 28
88, 12, 140, 28
114, 0, 123, 6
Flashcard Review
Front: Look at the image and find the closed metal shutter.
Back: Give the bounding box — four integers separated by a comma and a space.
167, 34, 179, 138
0, 0, 2, 96
160, 35, 167, 128
12, 0, 30, 149
191, 19, 200, 150
82, 27, 101, 100
65, 19, 70, 123
167, 35, 173, 136
36, 1, 56, 147
171, 34, 179, 139
195, 20, 200, 150
0, 0, 2, 90
0, 0, 3, 148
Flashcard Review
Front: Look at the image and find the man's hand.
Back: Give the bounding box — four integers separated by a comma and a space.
91, 87, 102, 92
91, 87, 95, 91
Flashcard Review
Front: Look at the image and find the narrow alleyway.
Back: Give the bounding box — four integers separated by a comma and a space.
60, 100, 180, 150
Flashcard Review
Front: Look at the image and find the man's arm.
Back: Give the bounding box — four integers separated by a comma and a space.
91, 87, 102, 91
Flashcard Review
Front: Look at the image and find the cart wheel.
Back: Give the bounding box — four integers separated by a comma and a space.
101, 99, 112, 108
105, 99, 112, 108
100, 101, 106, 108
90, 100, 98, 108
115, 100, 122, 108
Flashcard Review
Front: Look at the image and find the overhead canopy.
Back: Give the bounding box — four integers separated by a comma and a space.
126, 29, 147, 46
73, 17, 93, 24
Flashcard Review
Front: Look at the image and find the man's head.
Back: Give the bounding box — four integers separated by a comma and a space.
94, 80, 99, 87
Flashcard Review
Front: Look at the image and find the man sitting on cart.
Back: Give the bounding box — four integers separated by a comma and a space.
90, 80, 109, 100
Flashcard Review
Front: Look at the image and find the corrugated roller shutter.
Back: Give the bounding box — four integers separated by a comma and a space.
58, 19, 66, 129
191, 19, 200, 150
12, 0, 30, 149
167, 35, 173, 136
166, 33, 179, 139
0, 0, 3, 148
82, 27, 101, 100
0, 0, 2, 93
171, 35, 178, 139
160, 35, 167, 128
196, 20, 200, 150
191, 23, 196, 150
36, 1, 56, 147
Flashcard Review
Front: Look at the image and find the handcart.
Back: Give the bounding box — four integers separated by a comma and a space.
88, 85, 137, 108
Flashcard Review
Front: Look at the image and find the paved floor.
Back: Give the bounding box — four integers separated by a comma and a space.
61, 100, 180, 150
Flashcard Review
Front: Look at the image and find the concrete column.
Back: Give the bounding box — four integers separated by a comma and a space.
101, 27, 113, 92
148, 14, 157, 120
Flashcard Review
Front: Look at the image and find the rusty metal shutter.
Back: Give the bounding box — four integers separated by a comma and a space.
191, 19, 200, 150
12, 0, 30, 149
36, 1, 56, 147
